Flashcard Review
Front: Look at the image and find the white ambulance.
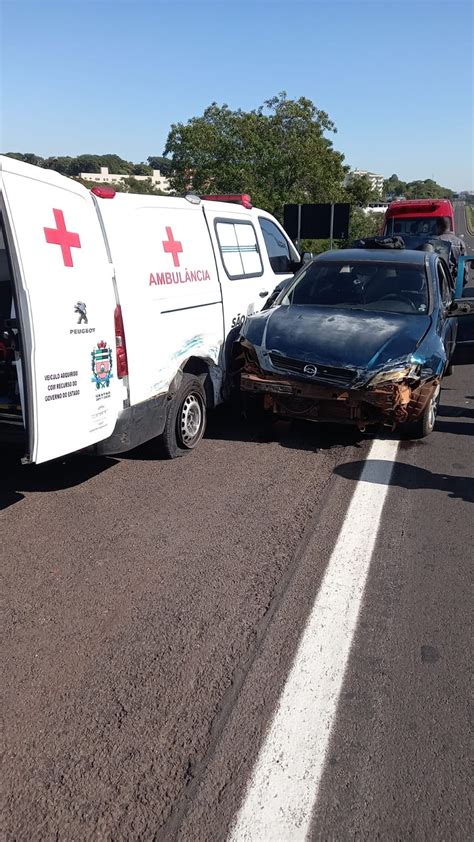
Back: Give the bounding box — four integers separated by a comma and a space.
0, 155, 301, 463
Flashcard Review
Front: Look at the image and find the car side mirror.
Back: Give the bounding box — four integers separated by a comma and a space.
447, 298, 474, 317
290, 252, 313, 273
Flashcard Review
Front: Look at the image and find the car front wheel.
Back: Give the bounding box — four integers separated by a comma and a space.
399, 386, 440, 440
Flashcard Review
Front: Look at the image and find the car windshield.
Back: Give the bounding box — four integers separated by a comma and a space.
385, 216, 440, 235
279, 260, 429, 315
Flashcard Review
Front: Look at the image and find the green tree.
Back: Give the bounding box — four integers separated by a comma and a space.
132, 163, 153, 175
347, 208, 383, 241
119, 177, 168, 194
164, 93, 347, 219
98, 154, 134, 175
405, 178, 454, 199
4, 152, 45, 167
384, 175, 454, 201
383, 174, 407, 199
147, 155, 172, 174
345, 173, 378, 207
43, 156, 75, 175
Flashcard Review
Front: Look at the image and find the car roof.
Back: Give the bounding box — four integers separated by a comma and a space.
314, 248, 428, 265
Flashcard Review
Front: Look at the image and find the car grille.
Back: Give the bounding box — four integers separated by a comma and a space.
269, 352, 356, 385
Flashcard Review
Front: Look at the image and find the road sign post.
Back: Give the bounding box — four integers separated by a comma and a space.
329, 204, 335, 250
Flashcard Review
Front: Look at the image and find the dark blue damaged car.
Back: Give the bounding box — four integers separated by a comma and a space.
237, 247, 474, 438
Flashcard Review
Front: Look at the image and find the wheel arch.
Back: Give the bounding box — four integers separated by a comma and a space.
169, 355, 222, 409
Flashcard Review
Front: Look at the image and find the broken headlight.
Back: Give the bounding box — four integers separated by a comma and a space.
368, 361, 421, 388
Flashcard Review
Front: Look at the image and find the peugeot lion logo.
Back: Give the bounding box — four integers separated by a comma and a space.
303, 364, 318, 376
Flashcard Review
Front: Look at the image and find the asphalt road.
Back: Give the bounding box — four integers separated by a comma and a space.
454, 198, 474, 274
2, 207, 473, 841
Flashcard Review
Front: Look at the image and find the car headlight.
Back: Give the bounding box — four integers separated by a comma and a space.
368, 361, 421, 387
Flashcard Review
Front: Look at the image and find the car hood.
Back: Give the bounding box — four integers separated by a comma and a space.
243, 305, 431, 370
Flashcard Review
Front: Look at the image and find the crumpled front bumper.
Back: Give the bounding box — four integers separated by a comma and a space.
240, 369, 440, 428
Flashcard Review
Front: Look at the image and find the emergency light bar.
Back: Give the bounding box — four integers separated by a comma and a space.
201, 194, 253, 209
91, 186, 116, 199
387, 201, 442, 215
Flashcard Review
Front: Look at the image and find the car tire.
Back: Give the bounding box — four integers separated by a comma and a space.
399, 387, 440, 440
445, 362, 454, 376
159, 375, 207, 458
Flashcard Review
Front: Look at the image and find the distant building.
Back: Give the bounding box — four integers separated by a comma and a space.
362, 202, 389, 215
346, 169, 385, 197
80, 166, 171, 193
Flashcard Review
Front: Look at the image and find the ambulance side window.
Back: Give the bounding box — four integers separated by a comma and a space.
259, 217, 292, 274
215, 220, 263, 280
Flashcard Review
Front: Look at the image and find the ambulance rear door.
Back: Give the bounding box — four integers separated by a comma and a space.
0, 156, 123, 463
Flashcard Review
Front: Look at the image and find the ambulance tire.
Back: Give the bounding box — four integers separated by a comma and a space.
160, 375, 207, 459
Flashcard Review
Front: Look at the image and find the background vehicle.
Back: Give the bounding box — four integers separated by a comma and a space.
237, 247, 474, 439
384, 199, 455, 236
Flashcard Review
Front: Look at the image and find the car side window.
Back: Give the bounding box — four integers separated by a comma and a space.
259, 217, 293, 274
215, 220, 263, 280
437, 261, 452, 308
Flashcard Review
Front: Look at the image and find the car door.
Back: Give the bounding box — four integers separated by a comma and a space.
452, 255, 474, 366
0, 157, 122, 464
436, 259, 457, 361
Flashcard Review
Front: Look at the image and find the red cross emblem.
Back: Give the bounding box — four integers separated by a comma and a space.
44, 209, 81, 268
162, 226, 183, 267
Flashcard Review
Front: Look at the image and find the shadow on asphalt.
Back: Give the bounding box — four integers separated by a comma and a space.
0, 447, 118, 511
117, 406, 368, 461
3, 394, 471, 510
437, 403, 474, 419
433, 418, 474, 436
204, 405, 368, 452
334, 459, 474, 504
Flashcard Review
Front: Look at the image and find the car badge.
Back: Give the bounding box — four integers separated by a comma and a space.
303, 364, 318, 376
74, 301, 88, 324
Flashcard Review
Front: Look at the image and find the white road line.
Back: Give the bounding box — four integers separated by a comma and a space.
230, 438, 399, 842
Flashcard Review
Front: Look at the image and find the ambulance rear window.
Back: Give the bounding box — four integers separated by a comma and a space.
215, 220, 263, 280
386, 217, 440, 236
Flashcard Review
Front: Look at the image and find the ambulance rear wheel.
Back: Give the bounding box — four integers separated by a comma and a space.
160, 375, 207, 458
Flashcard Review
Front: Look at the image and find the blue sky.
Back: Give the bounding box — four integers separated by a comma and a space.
2, 0, 473, 190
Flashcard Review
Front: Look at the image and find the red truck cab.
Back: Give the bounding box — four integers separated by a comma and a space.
383, 198, 455, 236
